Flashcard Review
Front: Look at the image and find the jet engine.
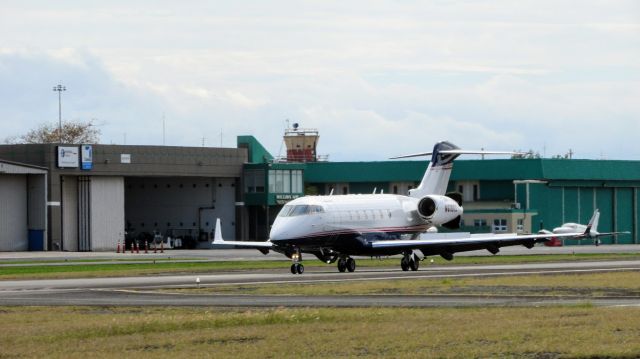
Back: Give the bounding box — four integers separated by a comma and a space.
417, 195, 463, 229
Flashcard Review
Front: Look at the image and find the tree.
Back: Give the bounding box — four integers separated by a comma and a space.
4, 119, 101, 144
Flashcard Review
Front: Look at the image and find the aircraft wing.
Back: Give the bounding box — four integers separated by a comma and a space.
372, 209, 628, 256
370, 231, 586, 255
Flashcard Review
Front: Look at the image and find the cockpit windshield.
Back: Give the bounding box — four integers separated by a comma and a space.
278, 205, 324, 217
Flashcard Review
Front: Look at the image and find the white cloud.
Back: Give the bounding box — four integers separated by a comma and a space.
0, 0, 638, 159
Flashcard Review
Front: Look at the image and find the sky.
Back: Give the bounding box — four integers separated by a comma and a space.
0, 1, 639, 161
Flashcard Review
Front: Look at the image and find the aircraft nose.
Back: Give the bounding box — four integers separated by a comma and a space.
269, 223, 289, 242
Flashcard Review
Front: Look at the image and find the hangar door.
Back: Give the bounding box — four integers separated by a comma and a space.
125, 177, 236, 248
0, 175, 28, 251
62, 176, 124, 251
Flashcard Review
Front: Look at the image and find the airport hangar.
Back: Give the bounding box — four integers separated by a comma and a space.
1, 132, 640, 251
0, 144, 246, 251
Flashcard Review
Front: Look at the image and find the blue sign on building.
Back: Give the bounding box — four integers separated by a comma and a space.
81, 145, 93, 170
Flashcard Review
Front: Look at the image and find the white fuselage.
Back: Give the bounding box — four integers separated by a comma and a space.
270, 194, 454, 244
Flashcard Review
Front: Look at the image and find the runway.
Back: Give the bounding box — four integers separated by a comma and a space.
2, 260, 640, 307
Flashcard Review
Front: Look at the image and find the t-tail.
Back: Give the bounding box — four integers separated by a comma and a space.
391, 141, 520, 198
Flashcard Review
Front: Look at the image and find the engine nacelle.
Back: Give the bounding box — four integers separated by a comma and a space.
416, 195, 463, 227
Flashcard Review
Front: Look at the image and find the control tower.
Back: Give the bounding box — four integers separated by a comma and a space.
283, 123, 319, 162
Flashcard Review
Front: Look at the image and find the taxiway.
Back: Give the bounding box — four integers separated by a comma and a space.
1, 259, 640, 307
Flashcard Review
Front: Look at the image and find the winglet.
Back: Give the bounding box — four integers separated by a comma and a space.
213, 218, 224, 243
584, 209, 600, 236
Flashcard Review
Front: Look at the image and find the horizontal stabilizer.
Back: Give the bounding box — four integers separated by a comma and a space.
390, 150, 523, 160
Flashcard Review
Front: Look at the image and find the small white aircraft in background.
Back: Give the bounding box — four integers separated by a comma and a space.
214, 141, 628, 274
538, 210, 627, 246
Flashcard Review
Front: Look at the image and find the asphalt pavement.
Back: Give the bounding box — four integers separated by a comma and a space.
2, 259, 640, 307
1, 244, 639, 263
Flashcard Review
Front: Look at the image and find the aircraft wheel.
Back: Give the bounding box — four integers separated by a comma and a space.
400, 257, 409, 271
296, 263, 305, 274
337, 258, 347, 272
290, 264, 298, 274
409, 258, 419, 271
346, 257, 356, 272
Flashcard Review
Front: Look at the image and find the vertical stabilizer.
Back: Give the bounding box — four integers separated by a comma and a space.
213, 218, 224, 242
391, 141, 519, 199
409, 141, 460, 198
585, 209, 600, 236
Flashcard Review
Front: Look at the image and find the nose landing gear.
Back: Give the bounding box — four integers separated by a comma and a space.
337, 256, 356, 272
290, 249, 304, 274
290, 262, 304, 274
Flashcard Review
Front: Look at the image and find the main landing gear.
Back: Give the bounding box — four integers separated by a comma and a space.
337, 257, 356, 273
400, 252, 420, 271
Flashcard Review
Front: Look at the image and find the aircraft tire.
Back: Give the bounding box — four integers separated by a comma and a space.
337, 259, 347, 272
346, 258, 356, 272
290, 264, 297, 274
296, 263, 304, 274
409, 258, 419, 271
400, 257, 409, 271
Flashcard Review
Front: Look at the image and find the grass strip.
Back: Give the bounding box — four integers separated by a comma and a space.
171, 270, 640, 297
0, 257, 204, 265
1, 253, 640, 280
1, 306, 640, 358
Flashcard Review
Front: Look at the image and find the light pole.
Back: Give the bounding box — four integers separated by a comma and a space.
52, 84, 66, 142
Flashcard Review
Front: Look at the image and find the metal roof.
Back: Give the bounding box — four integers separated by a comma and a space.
301, 159, 640, 183
0, 159, 47, 174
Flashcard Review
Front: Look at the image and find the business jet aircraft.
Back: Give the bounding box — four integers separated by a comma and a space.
214, 141, 625, 274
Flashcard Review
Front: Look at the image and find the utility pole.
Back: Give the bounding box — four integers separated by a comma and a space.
52, 84, 66, 142
162, 113, 166, 145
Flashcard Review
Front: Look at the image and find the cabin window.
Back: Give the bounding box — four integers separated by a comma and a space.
278, 204, 324, 217
309, 205, 324, 214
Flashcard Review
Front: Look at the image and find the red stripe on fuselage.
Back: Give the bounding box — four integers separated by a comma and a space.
294, 224, 430, 239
